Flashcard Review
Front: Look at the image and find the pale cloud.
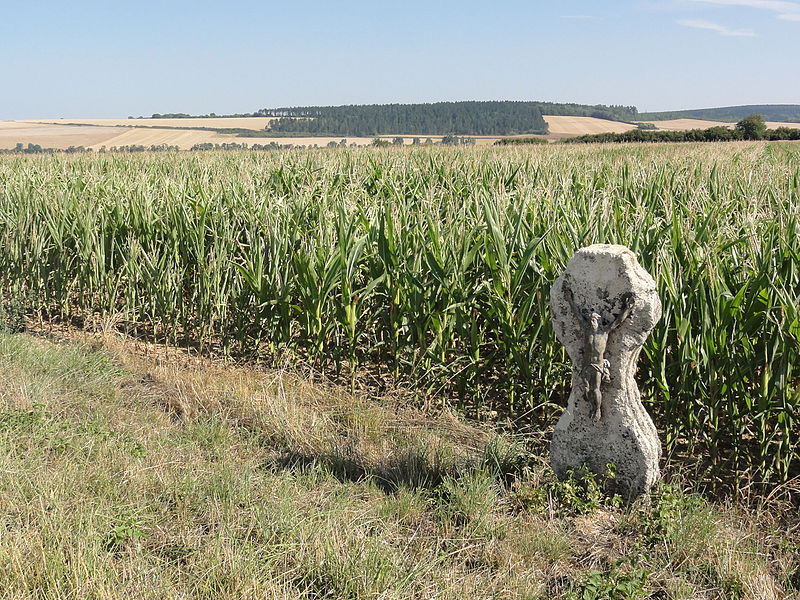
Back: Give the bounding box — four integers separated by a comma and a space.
677, 18, 758, 34
687, 0, 800, 21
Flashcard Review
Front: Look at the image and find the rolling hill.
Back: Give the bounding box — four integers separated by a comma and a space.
639, 104, 800, 123
3, 101, 800, 151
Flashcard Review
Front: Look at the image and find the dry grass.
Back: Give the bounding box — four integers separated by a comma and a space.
0, 328, 797, 599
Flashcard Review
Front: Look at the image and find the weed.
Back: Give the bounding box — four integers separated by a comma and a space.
566, 563, 649, 600
102, 515, 146, 553
515, 465, 623, 516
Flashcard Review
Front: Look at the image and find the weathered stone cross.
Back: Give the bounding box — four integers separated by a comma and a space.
550, 244, 662, 499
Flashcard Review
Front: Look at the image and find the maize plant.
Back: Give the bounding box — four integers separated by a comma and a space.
0, 143, 797, 487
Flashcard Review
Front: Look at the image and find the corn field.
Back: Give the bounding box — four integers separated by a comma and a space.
0, 143, 798, 486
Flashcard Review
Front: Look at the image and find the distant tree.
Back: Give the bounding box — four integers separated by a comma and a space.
704, 126, 735, 141
440, 135, 475, 146
768, 127, 800, 141
371, 138, 390, 147
735, 114, 767, 140
561, 120, 800, 144
494, 137, 549, 146
425, 138, 433, 144
392, 137, 404, 145
412, 137, 420, 145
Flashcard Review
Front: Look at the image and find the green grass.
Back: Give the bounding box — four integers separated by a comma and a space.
0, 143, 798, 489
0, 330, 796, 599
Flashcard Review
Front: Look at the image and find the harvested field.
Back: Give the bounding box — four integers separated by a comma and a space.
644, 118, 733, 131
766, 121, 800, 129
1, 120, 460, 149
542, 115, 637, 137
0, 123, 123, 150
22, 117, 278, 130
0, 121, 393, 150
91, 127, 243, 149
641, 119, 800, 131
0, 121, 49, 130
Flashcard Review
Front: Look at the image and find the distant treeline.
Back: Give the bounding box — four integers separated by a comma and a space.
1, 143, 92, 155
144, 112, 262, 119
562, 122, 800, 144
259, 102, 547, 136
1, 143, 181, 155
639, 104, 800, 123
0, 142, 317, 155
189, 142, 307, 151
245, 101, 637, 136
494, 137, 549, 146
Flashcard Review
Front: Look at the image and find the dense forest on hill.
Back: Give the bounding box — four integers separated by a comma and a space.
639, 104, 800, 123
261, 102, 547, 135
254, 101, 638, 136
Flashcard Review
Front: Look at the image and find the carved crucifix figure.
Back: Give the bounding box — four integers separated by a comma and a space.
564, 285, 635, 422
550, 244, 662, 499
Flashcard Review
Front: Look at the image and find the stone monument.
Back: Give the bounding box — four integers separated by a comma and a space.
550, 244, 662, 499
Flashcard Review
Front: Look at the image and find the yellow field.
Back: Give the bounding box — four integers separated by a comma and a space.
0, 122, 454, 150
640, 119, 800, 131
643, 119, 731, 131
546, 116, 800, 136
542, 115, 637, 136
22, 117, 277, 130
766, 121, 800, 129
0, 123, 124, 149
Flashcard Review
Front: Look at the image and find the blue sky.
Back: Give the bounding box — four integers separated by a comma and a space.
1, 0, 797, 119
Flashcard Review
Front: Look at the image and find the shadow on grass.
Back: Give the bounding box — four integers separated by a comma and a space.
264, 434, 537, 495
265, 445, 457, 494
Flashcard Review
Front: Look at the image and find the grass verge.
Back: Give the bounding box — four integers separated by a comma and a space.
0, 330, 797, 599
